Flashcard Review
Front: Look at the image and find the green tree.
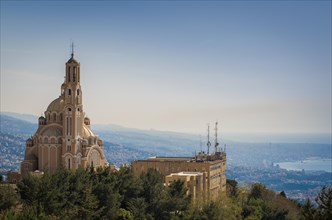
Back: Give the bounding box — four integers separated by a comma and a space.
115, 166, 143, 209
301, 198, 316, 220
18, 166, 105, 219
280, 191, 287, 198
166, 180, 190, 216
90, 166, 121, 219
243, 183, 291, 220
140, 169, 164, 218
17, 173, 41, 206
248, 183, 266, 200
127, 197, 147, 220
0, 184, 19, 211
201, 202, 223, 220
226, 179, 238, 197
315, 185, 332, 220
116, 208, 134, 220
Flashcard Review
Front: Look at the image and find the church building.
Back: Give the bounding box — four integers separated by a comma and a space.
20, 52, 107, 176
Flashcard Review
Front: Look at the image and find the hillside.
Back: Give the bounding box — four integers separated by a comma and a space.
1, 112, 331, 204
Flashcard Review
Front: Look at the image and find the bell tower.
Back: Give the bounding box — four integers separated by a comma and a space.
62, 44, 84, 158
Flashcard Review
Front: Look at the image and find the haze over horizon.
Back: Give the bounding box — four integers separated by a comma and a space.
1, 1, 331, 137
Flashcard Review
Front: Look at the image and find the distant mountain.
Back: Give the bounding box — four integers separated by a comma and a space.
1, 111, 331, 168
0, 112, 201, 157
0, 114, 37, 136
1, 111, 39, 124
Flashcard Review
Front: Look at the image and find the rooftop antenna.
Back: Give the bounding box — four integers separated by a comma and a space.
214, 121, 219, 153
207, 124, 211, 155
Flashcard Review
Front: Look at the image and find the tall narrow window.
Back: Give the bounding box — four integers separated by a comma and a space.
66, 117, 69, 135
73, 67, 76, 82
69, 117, 72, 136
77, 89, 80, 95
68, 89, 71, 95
68, 68, 71, 82
68, 158, 71, 169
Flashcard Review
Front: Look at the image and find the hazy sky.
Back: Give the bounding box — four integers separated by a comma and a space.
1, 1, 331, 136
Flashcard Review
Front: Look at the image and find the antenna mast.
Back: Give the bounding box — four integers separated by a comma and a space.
214, 121, 219, 153
207, 124, 211, 154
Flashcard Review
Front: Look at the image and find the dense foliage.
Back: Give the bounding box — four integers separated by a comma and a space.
0, 167, 331, 220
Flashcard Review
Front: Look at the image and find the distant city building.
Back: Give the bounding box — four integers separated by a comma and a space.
19, 52, 107, 176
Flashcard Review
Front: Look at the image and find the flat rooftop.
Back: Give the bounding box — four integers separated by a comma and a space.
170, 171, 203, 176
134, 155, 225, 164
146, 156, 193, 162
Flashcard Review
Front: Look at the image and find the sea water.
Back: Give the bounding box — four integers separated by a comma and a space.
276, 159, 332, 173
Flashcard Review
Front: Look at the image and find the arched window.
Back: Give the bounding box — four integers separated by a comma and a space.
68, 89, 71, 95
68, 107, 71, 112
77, 89, 79, 95
68, 158, 71, 169
77, 156, 81, 166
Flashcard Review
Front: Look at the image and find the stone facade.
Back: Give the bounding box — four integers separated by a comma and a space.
165, 172, 206, 203
132, 152, 226, 201
20, 53, 107, 176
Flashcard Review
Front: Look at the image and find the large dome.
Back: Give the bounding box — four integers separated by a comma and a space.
47, 97, 64, 112
40, 126, 62, 136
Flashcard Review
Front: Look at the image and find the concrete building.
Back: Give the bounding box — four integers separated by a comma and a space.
165, 172, 205, 203
132, 150, 226, 201
20, 52, 107, 176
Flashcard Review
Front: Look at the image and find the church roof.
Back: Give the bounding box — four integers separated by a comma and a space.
47, 97, 64, 112
66, 55, 79, 64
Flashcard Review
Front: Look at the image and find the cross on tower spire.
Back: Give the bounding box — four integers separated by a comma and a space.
70, 42, 75, 58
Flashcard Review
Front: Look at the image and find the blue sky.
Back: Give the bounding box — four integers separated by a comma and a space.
1, 1, 331, 139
